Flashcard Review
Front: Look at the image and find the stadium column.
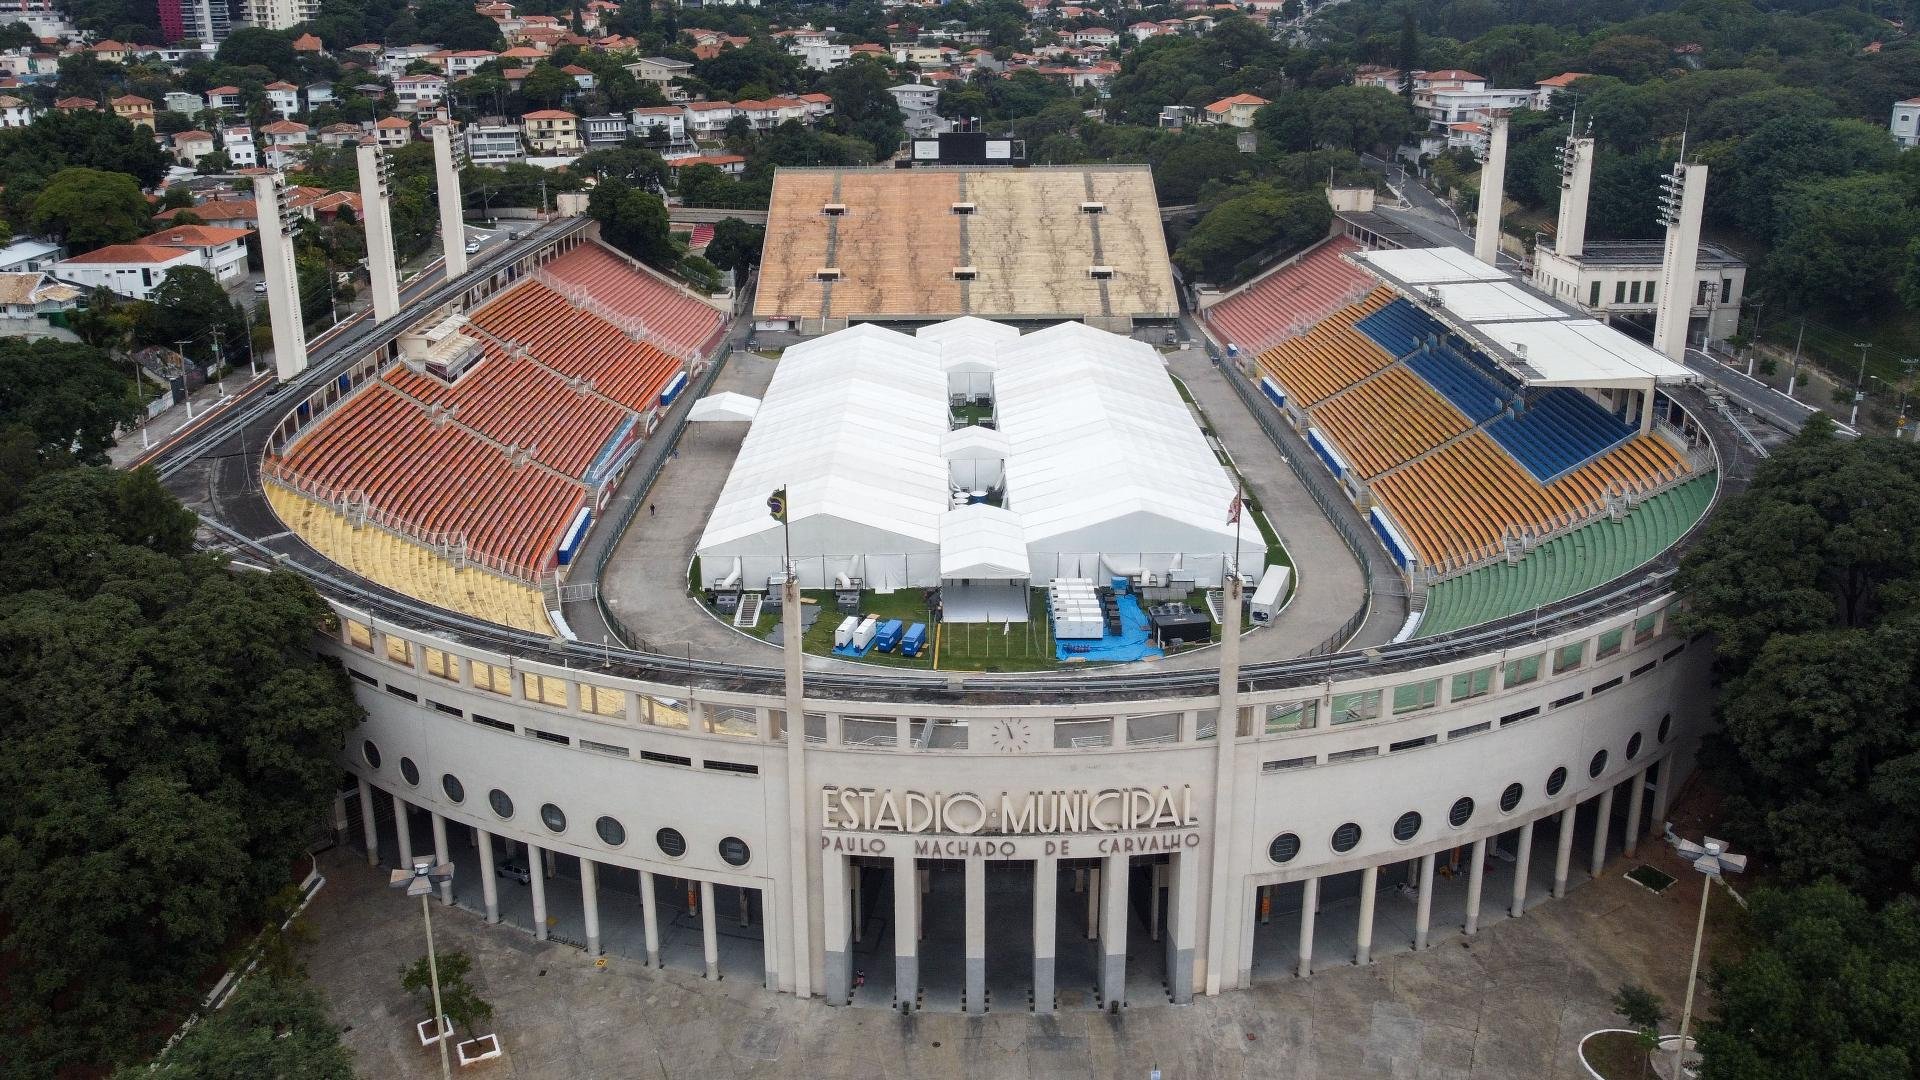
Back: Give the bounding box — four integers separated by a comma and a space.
1295, 875, 1318, 977
1473, 112, 1510, 267
702, 880, 720, 978
247, 172, 307, 379
1463, 838, 1487, 936
529, 845, 549, 941
1354, 865, 1378, 965
893, 854, 918, 1011
1032, 855, 1057, 1014
964, 858, 986, 1012
1202, 571, 1245, 995
1413, 853, 1436, 950
476, 829, 499, 924
639, 869, 661, 967
1589, 787, 1615, 878
581, 859, 601, 957
431, 122, 468, 279
1650, 757, 1675, 828
1552, 808, 1577, 899
1652, 163, 1711, 364
1100, 853, 1128, 1008
1623, 769, 1648, 858
332, 792, 348, 840
391, 791, 413, 867
1167, 849, 1198, 1003
820, 851, 849, 1004
357, 777, 379, 867
354, 139, 401, 321
1509, 821, 1535, 917
430, 812, 453, 905
782, 573, 812, 997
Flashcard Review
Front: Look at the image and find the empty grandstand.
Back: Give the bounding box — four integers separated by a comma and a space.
1202, 235, 1377, 356
752, 165, 1178, 333
261, 238, 724, 629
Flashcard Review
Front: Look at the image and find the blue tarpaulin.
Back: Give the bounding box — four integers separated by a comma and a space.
1056, 594, 1163, 663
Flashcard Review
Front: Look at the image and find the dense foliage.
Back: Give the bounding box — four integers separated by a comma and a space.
122, 976, 355, 1080
0, 457, 362, 1076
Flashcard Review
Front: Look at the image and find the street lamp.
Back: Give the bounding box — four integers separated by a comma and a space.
391, 858, 456, 1080
1662, 827, 1746, 1080
1851, 341, 1871, 428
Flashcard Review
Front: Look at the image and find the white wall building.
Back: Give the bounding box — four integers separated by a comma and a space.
1893, 96, 1920, 149
467, 124, 525, 165
789, 39, 850, 71
222, 125, 258, 166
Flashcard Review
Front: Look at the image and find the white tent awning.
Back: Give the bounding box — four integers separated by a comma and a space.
687, 391, 761, 422
940, 503, 1030, 579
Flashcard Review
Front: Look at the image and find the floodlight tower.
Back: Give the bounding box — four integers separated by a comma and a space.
432, 120, 469, 278
355, 138, 402, 322
1553, 131, 1595, 259
248, 170, 308, 380
1473, 112, 1510, 267
1653, 158, 1709, 363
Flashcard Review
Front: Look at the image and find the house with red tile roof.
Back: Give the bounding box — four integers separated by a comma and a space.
1204, 92, 1268, 128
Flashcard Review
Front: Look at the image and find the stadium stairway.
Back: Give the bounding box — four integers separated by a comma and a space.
266, 484, 554, 635
1414, 473, 1717, 637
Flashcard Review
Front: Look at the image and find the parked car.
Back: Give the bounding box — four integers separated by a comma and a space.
465, 240, 481, 254
496, 859, 531, 884
252, 280, 268, 293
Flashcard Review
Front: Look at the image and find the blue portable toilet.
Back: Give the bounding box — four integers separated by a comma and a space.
900, 623, 926, 657
874, 619, 904, 652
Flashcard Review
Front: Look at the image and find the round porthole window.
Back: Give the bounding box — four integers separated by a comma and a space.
1589, 749, 1609, 779
441, 774, 465, 803
488, 788, 513, 819
1626, 732, 1643, 761
656, 827, 686, 857
1331, 822, 1362, 853
1546, 766, 1568, 797
1393, 811, 1422, 843
719, 837, 751, 866
399, 757, 420, 786
1500, 783, 1524, 813
362, 740, 381, 769
1268, 833, 1301, 864
1658, 713, 1673, 743
595, 816, 626, 847
1448, 797, 1474, 828
540, 803, 567, 833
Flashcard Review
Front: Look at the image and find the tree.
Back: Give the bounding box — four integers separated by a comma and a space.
521, 62, 577, 107
1173, 181, 1332, 284
589, 178, 677, 269
135, 267, 248, 368
1762, 174, 1917, 313
120, 976, 354, 1080
704, 217, 763, 275
0, 337, 140, 464
55, 52, 120, 102
820, 57, 905, 160
1677, 419, 1920, 898
401, 951, 494, 1037
573, 140, 670, 191
414, 0, 501, 50
0, 463, 362, 1075
30, 166, 151, 252
1310, 85, 1411, 154
1612, 983, 1666, 1077
1723, 117, 1899, 244
217, 27, 299, 78
1696, 883, 1920, 1079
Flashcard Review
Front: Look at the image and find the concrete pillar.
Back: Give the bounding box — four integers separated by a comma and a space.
760, 887, 778, 990
430, 812, 452, 906
1552, 808, 1577, 899
1464, 838, 1487, 936
1413, 854, 1436, 950
1624, 769, 1648, 858
1651, 757, 1675, 828
543, 847, 557, 878
821, 853, 849, 1004
1473, 112, 1510, 266
1086, 864, 1101, 940
1653, 162, 1710, 362
893, 855, 918, 1011
430, 122, 468, 279
700, 880, 719, 979
356, 777, 378, 867
476, 828, 499, 924
1168, 851, 1198, 1004
851, 864, 863, 944
1203, 571, 1245, 995
1589, 787, 1615, 878
1355, 865, 1378, 965
1032, 857, 1056, 1014
1150, 862, 1166, 941
781, 574, 812, 997
528, 844, 548, 941
331, 792, 349, 839
247, 172, 307, 379
1100, 853, 1128, 1008
1296, 876, 1318, 978
1554, 135, 1594, 259
1510, 821, 1535, 917
964, 858, 986, 1012
639, 869, 661, 967
391, 791, 413, 867
354, 139, 400, 321
580, 859, 601, 957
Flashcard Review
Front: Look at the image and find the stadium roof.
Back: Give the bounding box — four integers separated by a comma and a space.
1350, 247, 1695, 389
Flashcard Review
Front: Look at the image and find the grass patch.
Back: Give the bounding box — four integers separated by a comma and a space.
1582, 1030, 1658, 1080
1625, 864, 1676, 894
950, 402, 994, 426
798, 589, 936, 670
932, 590, 1057, 672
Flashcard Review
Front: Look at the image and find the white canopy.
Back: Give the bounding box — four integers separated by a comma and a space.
687, 391, 761, 422
940, 503, 1030, 579
1351, 246, 1506, 286
1488, 318, 1695, 386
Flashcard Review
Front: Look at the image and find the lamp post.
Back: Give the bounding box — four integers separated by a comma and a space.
391, 857, 456, 1080
1899, 357, 1919, 440
1662, 828, 1745, 1080
1851, 341, 1871, 428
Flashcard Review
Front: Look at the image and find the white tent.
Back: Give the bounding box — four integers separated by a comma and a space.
687, 391, 761, 422
943, 423, 1007, 492
919, 316, 1015, 400
940, 503, 1031, 623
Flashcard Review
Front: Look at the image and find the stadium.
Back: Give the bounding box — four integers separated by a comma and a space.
157, 136, 1743, 1014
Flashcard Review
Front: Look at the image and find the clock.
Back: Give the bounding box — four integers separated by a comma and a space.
982, 718, 1033, 753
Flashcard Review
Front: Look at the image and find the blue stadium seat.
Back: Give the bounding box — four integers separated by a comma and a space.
1352, 298, 1433, 358
1486, 388, 1636, 482
1404, 347, 1509, 423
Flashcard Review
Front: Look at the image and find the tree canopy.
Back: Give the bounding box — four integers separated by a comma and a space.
589, 178, 677, 269
0, 338, 140, 465
30, 166, 152, 254
122, 976, 354, 1080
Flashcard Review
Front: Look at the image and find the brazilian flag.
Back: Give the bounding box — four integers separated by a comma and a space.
767, 487, 787, 522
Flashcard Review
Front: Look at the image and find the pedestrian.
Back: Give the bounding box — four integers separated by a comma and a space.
649, 502, 656, 517
853, 970, 866, 989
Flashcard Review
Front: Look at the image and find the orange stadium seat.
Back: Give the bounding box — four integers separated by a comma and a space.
1257, 288, 1396, 406
539, 241, 728, 359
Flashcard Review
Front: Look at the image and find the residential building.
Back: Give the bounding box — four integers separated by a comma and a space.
243, 0, 320, 33
0, 94, 33, 127
892, 43, 953, 66
0, 0, 72, 38
1203, 92, 1268, 128
799, 92, 834, 122
171, 128, 216, 165
627, 56, 693, 88
53, 245, 200, 300
304, 81, 334, 110
316, 122, 362, 147
379, 44, 439, 77
292, 32, 324, 54
1128, 21, 1163, 41
1534, 72, 1589, 109
374, 115, 412, 149
581, 113, 629, 147
564, 64, 595, 91
205, 85, 242, 111
0, 237, 60, 273
789, 39, 850, 70
109, 94, 155, 128
521, 109, 580, 153
466, 123, 525, 165
886, 83, 941, 113
88, 40, 133, 63
0, 270, 82, 333
1894, 96, 1920, 149
666, 152, 745, 177
394, 74, 447, 113
682, 100, 735, 139
1354, 65, 1403, 91
135, 224, 251, 284
1072, 27, 1118, 47
164, 90, 202, 116
735, 97, 810, 131
53, 96, 97, 113
1414, 86, 1537, 131
168, 0, 231, 44
429, 49, 499, 79
222, 125, 257, 166
260, 119, 309, 168
631, 105, 688, 144
264, 81, 301, 116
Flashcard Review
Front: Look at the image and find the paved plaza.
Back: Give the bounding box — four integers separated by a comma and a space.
301, 790, 1724, 1080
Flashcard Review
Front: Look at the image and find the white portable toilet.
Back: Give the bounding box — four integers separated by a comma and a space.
834, 616, 858, 648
